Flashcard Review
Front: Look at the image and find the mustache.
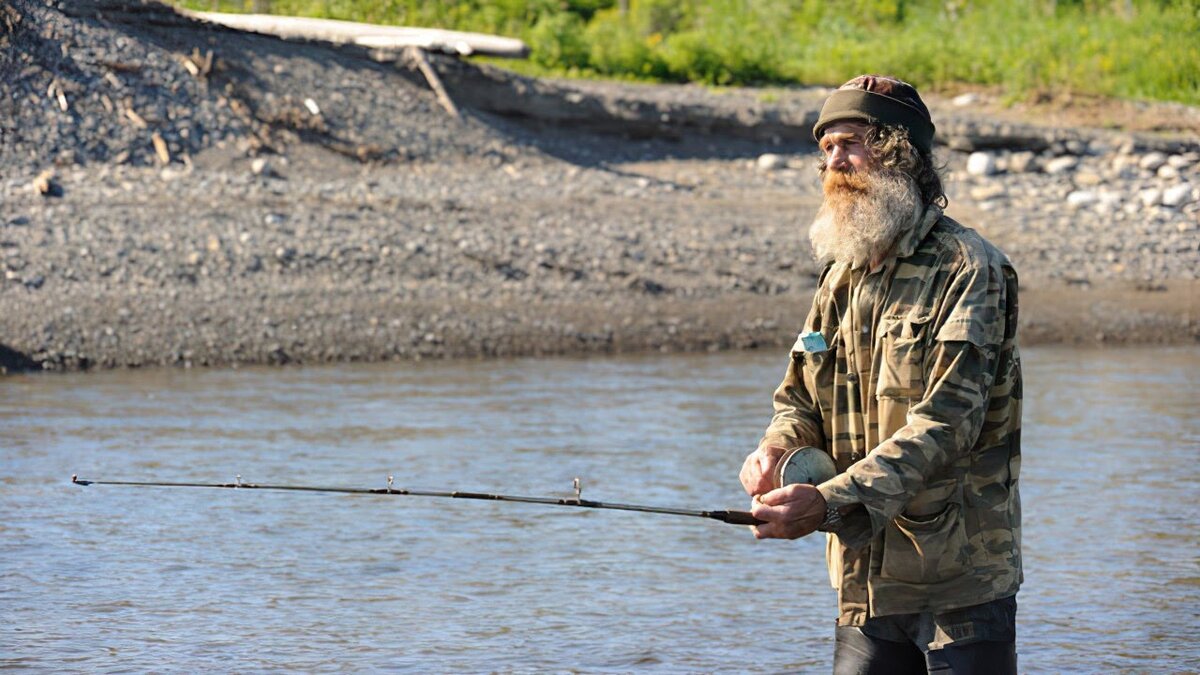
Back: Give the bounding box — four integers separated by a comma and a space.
822, 168, 870, 194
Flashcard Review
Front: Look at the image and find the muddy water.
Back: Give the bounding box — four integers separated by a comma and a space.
3, 347, 1197, 672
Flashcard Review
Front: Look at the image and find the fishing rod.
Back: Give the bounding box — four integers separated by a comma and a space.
71, 474, 765, 527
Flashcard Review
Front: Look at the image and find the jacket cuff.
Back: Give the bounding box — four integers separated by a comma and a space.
817, 472, 859, 510
758, 432, 799, 451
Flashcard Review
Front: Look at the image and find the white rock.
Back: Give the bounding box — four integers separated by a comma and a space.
1162, 184, 1194, 208
1167, 154, 1193, 169
756, 153, 787, 171
1157, 165, 1180, 179
1139, 152, 1168, 171
966, 152, 997, 176
1139, 188, 1163, 207
1096, 191, 1122, 209
251, 157, 272, 176
952, 92, 982, 107
1066, 190, 1098, 208
1044, 156, 1079, 174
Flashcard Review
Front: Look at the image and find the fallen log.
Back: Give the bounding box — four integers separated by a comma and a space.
179, 10, 529, 59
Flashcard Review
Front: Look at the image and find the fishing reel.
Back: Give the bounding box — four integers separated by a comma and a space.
772, 446, 837, 489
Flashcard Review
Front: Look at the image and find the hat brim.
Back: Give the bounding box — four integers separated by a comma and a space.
813, 88, 935, 154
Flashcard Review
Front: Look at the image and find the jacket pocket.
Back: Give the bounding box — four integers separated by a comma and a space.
880, 502, 970, 584
875, 312, 932, 399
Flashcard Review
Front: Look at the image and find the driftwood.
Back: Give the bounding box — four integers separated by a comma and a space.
403, 47, 460, 120
179, 10, 529, 59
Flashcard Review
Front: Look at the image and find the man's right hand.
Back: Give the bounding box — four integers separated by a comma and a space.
739, 444, 788, 496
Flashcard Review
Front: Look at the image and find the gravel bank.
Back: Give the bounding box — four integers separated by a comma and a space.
2, 1, 1196, 373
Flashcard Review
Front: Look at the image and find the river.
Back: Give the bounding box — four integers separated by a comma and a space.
3, 347, 1198, 672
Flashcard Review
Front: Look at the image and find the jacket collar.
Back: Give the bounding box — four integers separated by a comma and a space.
892, 203, 941, 261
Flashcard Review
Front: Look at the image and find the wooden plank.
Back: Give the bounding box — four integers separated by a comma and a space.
180, 10, 529, 59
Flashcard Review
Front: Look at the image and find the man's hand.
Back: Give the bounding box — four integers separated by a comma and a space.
739, 444, 788, 496
749, 483, 826, 540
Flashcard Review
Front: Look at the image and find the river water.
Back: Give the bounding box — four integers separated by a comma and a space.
3, 347, 1198, 672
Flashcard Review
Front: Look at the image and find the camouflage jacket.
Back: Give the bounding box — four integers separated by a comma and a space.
760, 206, 1022, 625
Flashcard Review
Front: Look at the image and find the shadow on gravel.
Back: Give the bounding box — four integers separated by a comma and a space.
0, 344, 38, 374
480, 110, 817, 167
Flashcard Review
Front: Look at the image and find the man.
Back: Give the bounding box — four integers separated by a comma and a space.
739, 75, 1022, 674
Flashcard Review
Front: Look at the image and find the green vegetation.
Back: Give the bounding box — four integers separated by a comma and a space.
176, 0, 1200, 105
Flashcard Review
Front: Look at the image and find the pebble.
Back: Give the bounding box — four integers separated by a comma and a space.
756, 154, 787, 171
1139, 152, 1168, 171
1044, 156, 1079, 175
251, 157, 273, 176
969, 184, 1007, 201
1008, 152, 1037, 174
1162, 184, 1194, 208
1157, 165, 1179, 179
1140, 188, 1163, 207
952, 93, 982, 107
967, 152, 997, 176
1066, 190, 1099, 208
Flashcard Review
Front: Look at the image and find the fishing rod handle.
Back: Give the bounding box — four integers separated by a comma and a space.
713, 510, 766, 526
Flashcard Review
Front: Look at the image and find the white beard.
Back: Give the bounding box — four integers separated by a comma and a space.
809, 169, 923, 269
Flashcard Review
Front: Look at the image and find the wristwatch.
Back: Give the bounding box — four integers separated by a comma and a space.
817, 505, 843, 533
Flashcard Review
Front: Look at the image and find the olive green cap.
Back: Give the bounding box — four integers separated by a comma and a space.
813, 75, 936, 154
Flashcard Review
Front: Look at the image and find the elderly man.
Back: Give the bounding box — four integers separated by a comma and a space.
740, 76, 1022, 674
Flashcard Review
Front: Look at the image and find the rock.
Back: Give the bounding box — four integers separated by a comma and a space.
1066, 190, 1098, 208
32, 169, 63, 197
1065, 140, 1088, 155
1157, 165, 1179, 180
1139, 152, 1168, 171
1096, 191, 1122, 210
966, 152, 997, 176
952, 92, 981, 107
1044, 156, 1078, 175
1139, 188, 1163, 207
1074, 171, 1103, 187
1162, 184, 1193, 208
1167, 154, 1193, 169
251, 157, 274, 176
755, 153, 787, 172
969, 184, 1007, 201
1008, 152, 1037, 174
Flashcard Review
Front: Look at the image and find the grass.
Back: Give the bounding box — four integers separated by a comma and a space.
173, 0, 1200, 105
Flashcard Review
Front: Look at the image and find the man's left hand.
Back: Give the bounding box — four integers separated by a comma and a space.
749, 483, 827, 539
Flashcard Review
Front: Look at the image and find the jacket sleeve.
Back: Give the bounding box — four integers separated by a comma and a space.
759, 350, 826, 451
816, 256, 1010, 536
759, 293, 827, 452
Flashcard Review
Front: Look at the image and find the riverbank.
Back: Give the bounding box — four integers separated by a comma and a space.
2, 1, 1197, 372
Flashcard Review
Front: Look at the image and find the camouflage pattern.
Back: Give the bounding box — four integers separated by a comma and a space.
760, 205, 1022, 625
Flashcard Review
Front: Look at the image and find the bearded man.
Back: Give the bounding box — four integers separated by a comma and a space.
740, 76, 1022, 674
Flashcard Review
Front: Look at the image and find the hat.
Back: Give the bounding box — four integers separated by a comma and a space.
813, 75, 936, 154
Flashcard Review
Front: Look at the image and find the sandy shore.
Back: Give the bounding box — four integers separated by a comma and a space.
2, 1, 1196, 373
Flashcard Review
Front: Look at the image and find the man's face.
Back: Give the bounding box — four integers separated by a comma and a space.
818, 121, 875, 175
809, 121, 921, 268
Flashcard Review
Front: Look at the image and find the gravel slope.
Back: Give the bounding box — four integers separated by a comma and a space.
2, 1, 1196, 372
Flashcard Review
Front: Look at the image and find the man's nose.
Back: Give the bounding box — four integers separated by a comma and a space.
826, 146, 850, 172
